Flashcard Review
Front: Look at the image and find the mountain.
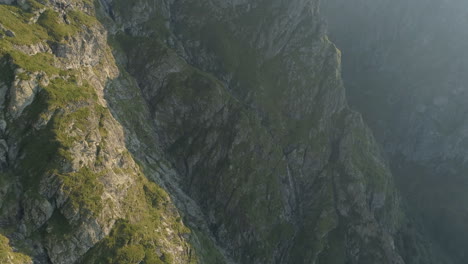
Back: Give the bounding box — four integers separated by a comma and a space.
0, 0, 455, 263
322, 0, 468, 263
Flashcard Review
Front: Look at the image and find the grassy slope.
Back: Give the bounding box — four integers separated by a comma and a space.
0, 234, 31, 264
0, 1, 198, 263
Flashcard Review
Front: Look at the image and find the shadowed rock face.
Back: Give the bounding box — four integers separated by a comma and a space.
323, 0, 468, 263
0, 0, 444, 263
0, 0, 15, 4
104, 0, 410, 263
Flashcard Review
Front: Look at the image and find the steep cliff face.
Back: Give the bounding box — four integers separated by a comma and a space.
323, 0, 468, 263
104, 0, 411, 263
0, 1, 194, 263
0, 0, 420, 263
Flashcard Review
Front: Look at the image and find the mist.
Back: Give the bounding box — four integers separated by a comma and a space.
323, 0, 468, 263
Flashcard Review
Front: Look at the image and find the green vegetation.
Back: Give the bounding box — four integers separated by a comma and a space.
0, 4, 48, 45
0, 1, 94, 46
1, 1, 201, 263
0, 234, 31, 264
81, 173, 196, 264
8, 51, 61, 75
37, 9, 97, 42
59, 168, 105, 217
37, 10, 75, 41
0, 2, 98, 83
116, 244, 146, 264
46, 78, 97, 108
15, 74, 101, 187
82, 220, 159, 264
0, 1, 97, 62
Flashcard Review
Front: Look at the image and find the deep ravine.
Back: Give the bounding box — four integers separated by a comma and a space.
323, 0, 468, 263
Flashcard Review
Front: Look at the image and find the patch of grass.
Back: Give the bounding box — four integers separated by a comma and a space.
0, 234, 32, 264
67, 9, 98, 28
81, 172, 196, 264
16, 71, 30, 80
37, 10, 75, 42
15, 75, 100, 183
45, 78, 97, 108
0, 1, 98, 48
6, 51, 60, 75
0, 4, 48, 45
37, 7, 98, 42
0, 4, 195, 263
59, 168, 105, 217
115, 244, 146, 264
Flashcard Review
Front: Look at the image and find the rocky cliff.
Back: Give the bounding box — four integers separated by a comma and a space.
0, 0, 434, 263
323, 0, 468, 263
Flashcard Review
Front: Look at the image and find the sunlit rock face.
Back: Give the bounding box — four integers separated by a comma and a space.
323, 0, 468, 263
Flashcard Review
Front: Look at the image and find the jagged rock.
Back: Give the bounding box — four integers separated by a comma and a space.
0, 0, 14, 5
5, 30, 15, 37
0, 83, 7, 110
49, 27, 111, 69
0, 139, 8, 169
16, 0, 26, 6
21, 195, 54, 233
13, 42, 52, 56
7, 70, 40, 119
